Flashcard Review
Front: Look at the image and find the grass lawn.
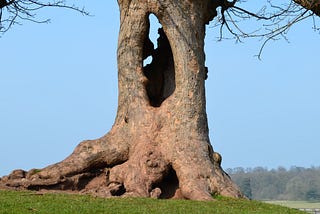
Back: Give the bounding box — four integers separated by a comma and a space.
0, 190, 305, 214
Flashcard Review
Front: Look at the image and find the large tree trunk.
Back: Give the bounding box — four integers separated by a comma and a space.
0, 0, 242, 200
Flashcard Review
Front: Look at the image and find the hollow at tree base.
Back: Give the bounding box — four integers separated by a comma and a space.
0, 130, 242, 201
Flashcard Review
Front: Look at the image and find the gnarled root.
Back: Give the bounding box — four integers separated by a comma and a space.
0, 133, 242, 200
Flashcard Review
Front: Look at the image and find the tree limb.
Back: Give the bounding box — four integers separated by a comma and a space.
0, 0, 89, 34
211, 0, 319, 59
294, 0, 320, 16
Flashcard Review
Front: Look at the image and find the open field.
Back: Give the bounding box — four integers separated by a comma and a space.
0, 190, 304, 213
266, 200, 320, 209
266, 201, 320, 214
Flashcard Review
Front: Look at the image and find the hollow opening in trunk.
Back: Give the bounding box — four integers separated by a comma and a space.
154, 167, 179, 199
143, 14, 175, 107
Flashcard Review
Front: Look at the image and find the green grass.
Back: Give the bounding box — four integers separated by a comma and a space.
266, 200, 320, 209
0, 190, 304, 214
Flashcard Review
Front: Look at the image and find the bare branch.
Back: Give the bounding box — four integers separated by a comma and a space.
0, 0, 89, 34
211, 0, 319, 59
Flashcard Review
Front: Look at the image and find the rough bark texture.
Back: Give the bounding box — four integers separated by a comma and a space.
294, 0, 320, 16
0, 0, 242, 200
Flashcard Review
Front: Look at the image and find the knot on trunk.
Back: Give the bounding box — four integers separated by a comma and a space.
213, 152, 222, 166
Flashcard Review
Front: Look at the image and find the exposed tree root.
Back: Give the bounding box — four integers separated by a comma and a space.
0, 129, 242, 200
1, 0, 244, 201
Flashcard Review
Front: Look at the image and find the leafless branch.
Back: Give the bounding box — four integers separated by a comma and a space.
0, 0, 89, 34
212, 0, 319, 59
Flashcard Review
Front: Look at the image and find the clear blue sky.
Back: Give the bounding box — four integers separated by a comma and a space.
0, 1, 319, 176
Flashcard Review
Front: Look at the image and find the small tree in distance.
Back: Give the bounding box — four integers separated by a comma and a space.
0, 0, 319, 200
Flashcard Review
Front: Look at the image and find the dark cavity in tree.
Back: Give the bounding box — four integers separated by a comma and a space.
154, 166, 179, 199
143, 15, 175, 107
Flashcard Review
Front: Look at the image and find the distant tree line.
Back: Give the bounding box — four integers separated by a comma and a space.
227, 166, 320, 201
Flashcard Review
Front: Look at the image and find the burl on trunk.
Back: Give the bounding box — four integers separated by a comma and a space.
0, 0, 242, 200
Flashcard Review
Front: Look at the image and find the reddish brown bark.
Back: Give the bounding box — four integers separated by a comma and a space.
0, 0, 242, 200
294, 0, 320, 16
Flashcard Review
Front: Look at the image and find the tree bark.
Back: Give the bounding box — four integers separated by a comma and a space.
0, 0, 242, 200
294, 0, 320, 16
